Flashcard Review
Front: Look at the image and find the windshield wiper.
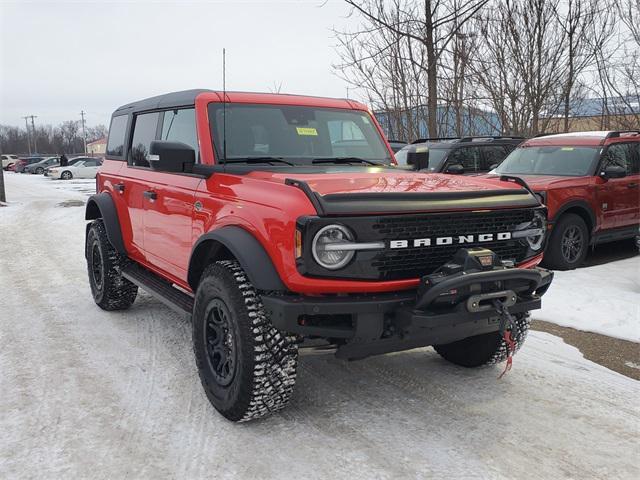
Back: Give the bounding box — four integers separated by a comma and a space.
222, 157, 295, 166
312, 157, 381, 165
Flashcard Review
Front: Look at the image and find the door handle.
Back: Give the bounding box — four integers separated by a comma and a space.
114, 182, 125, 193
143, 190, 157, 200
627, 183, 638, 189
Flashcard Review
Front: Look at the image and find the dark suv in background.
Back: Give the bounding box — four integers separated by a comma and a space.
395, 136, 524, 174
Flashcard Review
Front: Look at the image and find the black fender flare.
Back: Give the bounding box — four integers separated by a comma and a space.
85, 192, 126, 253
189, 226, 286, 292
552, 200, 596, 234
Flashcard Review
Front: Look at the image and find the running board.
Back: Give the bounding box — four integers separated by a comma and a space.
122, 263, 193, 317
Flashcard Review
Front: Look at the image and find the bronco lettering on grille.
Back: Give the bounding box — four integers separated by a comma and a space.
389, 232, 512, 249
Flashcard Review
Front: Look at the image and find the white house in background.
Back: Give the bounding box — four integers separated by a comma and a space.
87, 137, 107, 155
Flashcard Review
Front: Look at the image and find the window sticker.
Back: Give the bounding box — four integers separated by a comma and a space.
416, 146, 429, 153
296, 127, 318, 136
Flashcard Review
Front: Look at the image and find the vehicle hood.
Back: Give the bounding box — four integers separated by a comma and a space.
481, 173, 591, 191
253, 170, 516, 195
247, 169, 539, 215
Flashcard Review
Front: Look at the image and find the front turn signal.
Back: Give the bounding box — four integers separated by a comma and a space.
295, 229, 303, 259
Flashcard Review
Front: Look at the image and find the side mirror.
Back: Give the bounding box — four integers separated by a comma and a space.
600, 164, 627, 179
407, 149, 429, 170
445, 164, 464, 175
148, 140, 195, 174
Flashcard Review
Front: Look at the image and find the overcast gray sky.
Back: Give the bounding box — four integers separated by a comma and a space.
0, 0, 353, 128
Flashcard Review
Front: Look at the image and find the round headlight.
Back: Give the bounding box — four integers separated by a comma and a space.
312, 224, 355, 270
527, 211, 546, 250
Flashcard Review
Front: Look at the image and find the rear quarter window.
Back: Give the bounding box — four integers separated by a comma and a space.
106, 115, 129, 158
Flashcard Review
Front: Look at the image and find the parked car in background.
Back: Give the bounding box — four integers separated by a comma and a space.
44, 156, 88, 176
14, 157, 44, 173
48, 157, 102, 179
387, 139, 407, 153
24, 157, 59, 174
395, 136, 525, 174
2, 154, 19, 170
487, 130, 640, 269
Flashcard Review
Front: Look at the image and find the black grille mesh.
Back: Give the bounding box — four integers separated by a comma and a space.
370, 209, 533, 280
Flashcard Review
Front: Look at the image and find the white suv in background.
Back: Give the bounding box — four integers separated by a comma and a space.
2, 154, 19, 169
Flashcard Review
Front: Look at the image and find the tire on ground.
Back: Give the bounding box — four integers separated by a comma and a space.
543, 213, 589, 270
192, 260, 298, 422
61, 171, 73, 180
86, 219, 138, 310
434, 312, 531, 367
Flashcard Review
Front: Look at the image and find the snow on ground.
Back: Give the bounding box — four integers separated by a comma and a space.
537, 251, 640, 342
1, 173, 639, 479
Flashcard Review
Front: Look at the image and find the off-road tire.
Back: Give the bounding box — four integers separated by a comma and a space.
434, 312, 531, 367
61, 170, 73, 180
86, 219, 137, 310
543, 213, 589, 270
192, 261, 298, 422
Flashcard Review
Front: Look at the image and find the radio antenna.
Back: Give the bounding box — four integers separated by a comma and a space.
222, 48, 227, 171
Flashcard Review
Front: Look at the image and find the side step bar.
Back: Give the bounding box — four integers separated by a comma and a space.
121, 263, 193, 318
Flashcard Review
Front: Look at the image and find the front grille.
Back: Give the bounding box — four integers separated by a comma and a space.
371, 209, 533, 280
298, 208, 538, 281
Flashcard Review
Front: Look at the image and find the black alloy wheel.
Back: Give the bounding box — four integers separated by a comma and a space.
91, 242, 104, 292
203, 298, 238, 386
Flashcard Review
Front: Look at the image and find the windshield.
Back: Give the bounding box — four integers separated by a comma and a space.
494, 146, 600, 176
394, 145, 448, 171
209, 103, 392, 166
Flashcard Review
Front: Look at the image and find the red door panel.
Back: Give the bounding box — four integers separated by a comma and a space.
142, 171, 202, 283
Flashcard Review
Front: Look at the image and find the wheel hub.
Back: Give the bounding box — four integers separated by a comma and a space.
204, 298, 237, 386
561, 226, 583, 263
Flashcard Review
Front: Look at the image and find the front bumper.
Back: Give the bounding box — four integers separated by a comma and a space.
262, 264, 553, 360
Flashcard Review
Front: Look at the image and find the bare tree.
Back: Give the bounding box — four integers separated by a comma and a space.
336, 0, 489, 137
60, 120, 80, 153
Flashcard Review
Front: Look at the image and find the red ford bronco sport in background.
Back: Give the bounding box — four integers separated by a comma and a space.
85, 89, 553, 421
489, 131, 640, 269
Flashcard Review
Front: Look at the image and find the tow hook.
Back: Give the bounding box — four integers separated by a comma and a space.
493, 298, 517, 379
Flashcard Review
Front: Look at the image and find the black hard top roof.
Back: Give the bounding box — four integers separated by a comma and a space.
114, 89, 214, 115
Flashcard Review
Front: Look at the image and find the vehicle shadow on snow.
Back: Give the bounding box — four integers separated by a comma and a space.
124, 291, 517, 426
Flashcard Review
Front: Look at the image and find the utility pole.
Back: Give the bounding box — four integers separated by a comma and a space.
0, 142, 6, 203
25, 115, 38, 153
22, 116, 32, 154
80, 110, 87, 154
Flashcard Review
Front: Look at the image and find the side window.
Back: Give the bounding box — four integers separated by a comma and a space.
129, 112, 160, 168
84, 159, 97, 167
160, 108, 199, 160
603, 143, 636, 174
448, 147, 481, 172
631, 143, 640, 174
482, 146, 509, 171
106, 115, 128, 158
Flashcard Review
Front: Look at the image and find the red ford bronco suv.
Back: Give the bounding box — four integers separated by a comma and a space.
85, 89, 553, 421
489, 131, 640, 269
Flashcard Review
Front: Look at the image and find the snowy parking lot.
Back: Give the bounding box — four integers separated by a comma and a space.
1, 173, 639, 479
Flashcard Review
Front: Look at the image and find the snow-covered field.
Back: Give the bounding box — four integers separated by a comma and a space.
537, 256, 640, 342
1, 173, 639, 479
